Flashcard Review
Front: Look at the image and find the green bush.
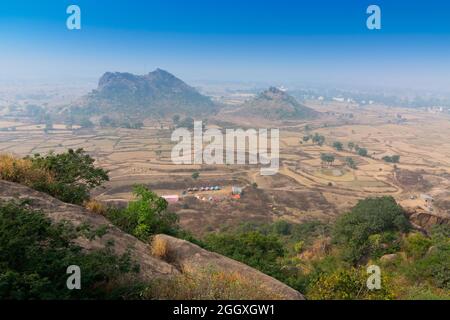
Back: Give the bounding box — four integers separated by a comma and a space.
333, 196, 410, 264
382, 155, 400, 163
404, 233, 432, 259
333, 141, 343, 151
357, 148, 368, 157
308, 267, 395, 300
0, 202, 142, 300
106, 185, 179, 241
204, 231, 285, 277
404, 228, 450, 290
27, 148, 109, 205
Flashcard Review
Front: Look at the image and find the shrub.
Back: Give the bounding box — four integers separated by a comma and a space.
333, 141, 343, 151
151, 236, 169, 260
0, 201, 142, 299
204, 231, 285, 277
272, 220, 292, 236
333, 196, 410, 264
0, 154, 53, 187
308, 267, 395, 300
84, 200, 107, 215
404, 229, 450, 290
357, 148, 368, 157
345, 157, 357, 169
1, 150, 109, 205
382, 155, 400, 163
293, 241, 305, 254
368, 231, 402, 259
106, 185, 179, 241
404, 233, 432, 260
27, 148, 109, 204
192, 171, 200, 180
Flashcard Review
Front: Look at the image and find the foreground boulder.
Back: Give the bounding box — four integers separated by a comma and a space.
153, 234, 305, 300
0, 179, 178, 280
0, 180, 304, 299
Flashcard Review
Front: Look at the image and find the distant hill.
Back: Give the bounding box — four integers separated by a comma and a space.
76, 69, 218, 118
232, 87, 319, 120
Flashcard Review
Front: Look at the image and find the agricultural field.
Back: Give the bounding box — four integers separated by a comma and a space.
1, 102, 450, 236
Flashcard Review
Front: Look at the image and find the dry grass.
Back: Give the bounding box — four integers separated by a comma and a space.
84, 199, 107, 215
0, 154, 53, 186
145, 267, 284, 300
151, 236, 169, 260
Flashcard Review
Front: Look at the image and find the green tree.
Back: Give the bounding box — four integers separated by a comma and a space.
348, 142, 355, 151
404, 233, 432, 259
106, 185, 179, 241
333, 196, 410, 264
192, 171, 200, 180
382, 155, 400, 163
28, 149, 109, 204
345, 157, 357, 169
312, 133, 325, 146
357, 148, 368, 157
320, 153, 335, 167
176, 117, 195, 130
308, 267, 394, 300
333, 141, 343, 151
0, 202, 141, 299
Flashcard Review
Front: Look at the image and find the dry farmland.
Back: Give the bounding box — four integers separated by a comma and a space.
1, 102, 449, 235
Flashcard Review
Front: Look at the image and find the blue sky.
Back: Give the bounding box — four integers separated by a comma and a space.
1, 0, 450, 90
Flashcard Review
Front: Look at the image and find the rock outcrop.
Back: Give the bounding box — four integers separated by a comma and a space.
405, 208, 450, 232
0, 180, 304, 300
154, 234, 305, 300
0, 180, 178, 280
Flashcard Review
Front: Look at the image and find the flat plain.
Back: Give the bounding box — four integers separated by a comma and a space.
1, 101, 449, 235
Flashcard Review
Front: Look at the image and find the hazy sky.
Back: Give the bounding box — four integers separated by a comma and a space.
1, 0, 450, 90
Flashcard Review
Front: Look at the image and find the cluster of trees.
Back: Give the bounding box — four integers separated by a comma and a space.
345, 157, 357, 169
99, 116, 143, 129
347, 141, 369, 157
302, 135, 370, 169
332, 196, 411, 263
303, 133, 325, 146
0, 202, 143, 299
0, 149, 109, 205
203, 196, 450, 299
356, 147, 369, 157
191, 172, 200, 180
382, 155, 400, 163
26, 149, 109, 205
173, 116, 207, 131
320, 153, 335, 167
332, 141, 343, 151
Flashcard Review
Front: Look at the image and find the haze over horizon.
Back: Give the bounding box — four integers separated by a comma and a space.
1, 0, 450, 92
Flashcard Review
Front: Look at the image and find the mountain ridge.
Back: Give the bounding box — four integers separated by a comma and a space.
80, 69, 218, 117
230, 87, 319, 121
